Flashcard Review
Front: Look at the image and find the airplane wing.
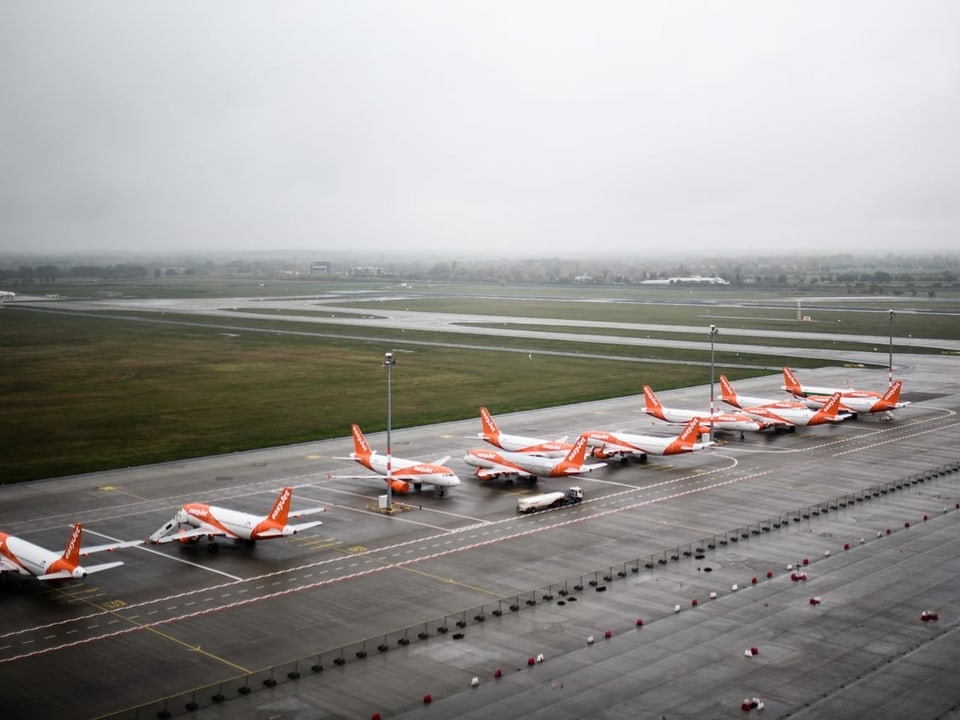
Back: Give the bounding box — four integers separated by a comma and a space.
568, 462, 607, 475
38, 561, 125, 581
151, 523, 231, 544
328, 472, 387, 480
591, 439, 645, 458
289, 507, 326, 519
254, 520, 324, 538
474, 462, 536, 481
391, 470, 445, 483
739, 409, 793, 427
288, 520, 324, 533
81, 539, 144, 555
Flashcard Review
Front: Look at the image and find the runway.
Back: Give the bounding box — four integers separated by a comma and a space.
2, 362, 959, 719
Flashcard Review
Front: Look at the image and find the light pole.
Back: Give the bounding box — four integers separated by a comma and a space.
709, 324, 719, 441
888, 310, 895, 386
382, 351, 397, 512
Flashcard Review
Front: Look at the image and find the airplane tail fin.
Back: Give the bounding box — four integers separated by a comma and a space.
268, 487, 293, 526
811, 392, 842, 423
642, 385, 667, 420
560, 434, 590, 469
883, 380, 903, 404
351, 424, 373, 459
782, 366, 803, 396
719, 375, 740, 407
664, 417, 708, 454
39, 524, 90, 580
62, 523, 83, 568
479, 407, 500, 440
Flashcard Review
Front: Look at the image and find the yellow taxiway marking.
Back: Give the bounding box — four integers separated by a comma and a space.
52, 588, 253, 675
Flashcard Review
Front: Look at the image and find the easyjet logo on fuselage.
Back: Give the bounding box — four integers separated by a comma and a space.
535, 442, 567, 451
411, 464, 440, 474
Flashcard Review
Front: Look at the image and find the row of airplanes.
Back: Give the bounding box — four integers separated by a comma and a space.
1, 367, 908, 584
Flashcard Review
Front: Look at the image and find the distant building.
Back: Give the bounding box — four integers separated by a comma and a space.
640, 275, 730, 286
310, 262, 330, 275
347, 265, 383, 277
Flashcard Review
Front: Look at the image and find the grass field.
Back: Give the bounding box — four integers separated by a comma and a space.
3, 280, 949, 484
1, 308, 774, 483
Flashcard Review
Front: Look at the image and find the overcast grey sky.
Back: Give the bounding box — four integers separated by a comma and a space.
1, 1, 958, 258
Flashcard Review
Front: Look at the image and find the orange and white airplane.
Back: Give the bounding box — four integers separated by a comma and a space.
780, 367, 910, 419
642, 385, 771, 436
463, 433, 606, 484
719, 375, 846, 431
474, 406, 572, 457
581, 416, 713, 463
148, 487, 325, 546
0, 523, 141, 581
335, 424, 461, 496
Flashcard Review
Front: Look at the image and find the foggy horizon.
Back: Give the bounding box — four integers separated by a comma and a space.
2, 2, 959, 258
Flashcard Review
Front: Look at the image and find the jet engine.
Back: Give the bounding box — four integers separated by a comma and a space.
388, 478, 411, 495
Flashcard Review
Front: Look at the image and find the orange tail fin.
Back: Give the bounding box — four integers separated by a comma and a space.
268, 487, 292, 526
61, 523, 83, 567
812, 392, 841, 422
882, 380, 902, 403
665, 417, 700, 454
782, 366, 803, 395
642, 385, 666, 419
479, 407, 499, 439
351, 424, 372, 458
719, 375, 739, 407
561, 434, 590, 468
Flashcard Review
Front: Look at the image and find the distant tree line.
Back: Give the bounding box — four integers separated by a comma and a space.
1, 254, 957, 293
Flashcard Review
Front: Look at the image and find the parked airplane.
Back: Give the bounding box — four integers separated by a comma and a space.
0, 290, 15, 300
463, 433, 606, 484
581, 416, 712, 463
0, 523, 140, 581
149, 487, 325, 547
335, 424, 461, 496
719, 375, 846, 430
780, 367, 910, 419
641, 385, 771, 437
474, 406, 572, 457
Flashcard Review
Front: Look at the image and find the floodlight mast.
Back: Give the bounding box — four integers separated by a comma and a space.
382, 351, 397, 511
709, 324, 719, 443
888, 310, 895, 386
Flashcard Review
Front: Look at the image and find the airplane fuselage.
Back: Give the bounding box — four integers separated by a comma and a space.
463, 447, 600, 478
178, 506, 262, 540
0, 534, 62, 577
484, 432, 571, 457
796, 391, 904, 415
360, 453, 461, 488
739, 402, 826, 427
582, 430, 673, 457
648, 407, 765, 433
464, 449, 550, 475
